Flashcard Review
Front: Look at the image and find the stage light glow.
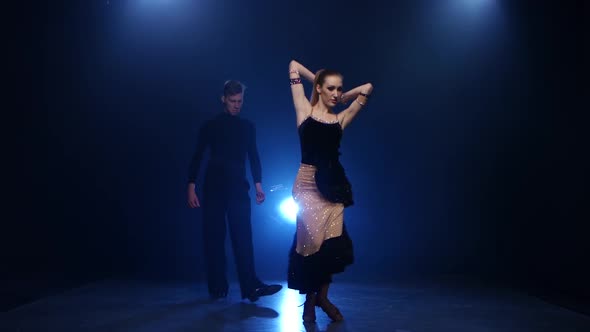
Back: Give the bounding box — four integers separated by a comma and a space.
279, 197, 298, 223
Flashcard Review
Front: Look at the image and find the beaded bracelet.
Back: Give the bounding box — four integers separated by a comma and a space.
290, 77, 302, 85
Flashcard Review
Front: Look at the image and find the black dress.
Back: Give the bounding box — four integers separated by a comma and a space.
287, 116, 354, 294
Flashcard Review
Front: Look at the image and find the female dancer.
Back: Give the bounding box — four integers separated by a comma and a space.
287, 59, 373, 322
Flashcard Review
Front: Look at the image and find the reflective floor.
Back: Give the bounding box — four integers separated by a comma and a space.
1, 279, 589, 332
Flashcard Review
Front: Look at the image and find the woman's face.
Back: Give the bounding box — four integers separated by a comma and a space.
317, 75, 343, 108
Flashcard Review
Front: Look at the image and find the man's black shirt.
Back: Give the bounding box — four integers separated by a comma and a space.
188, 112, 262, 187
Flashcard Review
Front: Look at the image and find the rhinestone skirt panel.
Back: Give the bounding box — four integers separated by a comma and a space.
293, 163, 344, 256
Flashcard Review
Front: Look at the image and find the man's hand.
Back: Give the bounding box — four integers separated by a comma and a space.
255, 182, 265, 205
187, 184, 200, 208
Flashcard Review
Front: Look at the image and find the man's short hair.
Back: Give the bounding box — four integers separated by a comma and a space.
224, 80, 246, 97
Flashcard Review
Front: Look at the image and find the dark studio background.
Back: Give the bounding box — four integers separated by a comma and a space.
6, 0, 588, 313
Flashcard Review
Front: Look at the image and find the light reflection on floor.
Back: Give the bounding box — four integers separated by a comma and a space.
279, 285, 305, 332
2, 280, 589, 332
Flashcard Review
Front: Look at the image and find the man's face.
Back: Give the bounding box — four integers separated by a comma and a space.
223, 93, 244, 116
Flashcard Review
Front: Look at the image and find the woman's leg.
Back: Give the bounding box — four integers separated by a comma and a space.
316, 282, 344, 321
302, 292, 317, 322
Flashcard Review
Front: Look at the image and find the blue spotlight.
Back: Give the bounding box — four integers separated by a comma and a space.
279, 197, 298, 223
453, 0, 496, 15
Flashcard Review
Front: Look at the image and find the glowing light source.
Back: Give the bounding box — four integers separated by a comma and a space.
450, 0, 497, 17
279, 197, 298, 223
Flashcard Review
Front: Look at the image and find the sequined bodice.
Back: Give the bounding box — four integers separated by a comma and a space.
298, 116, 342, 166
